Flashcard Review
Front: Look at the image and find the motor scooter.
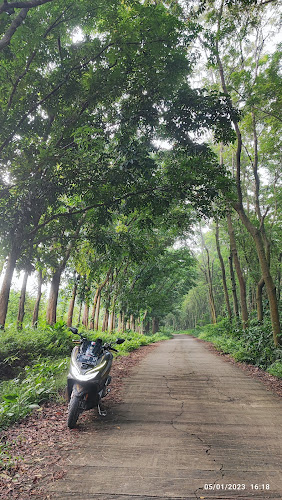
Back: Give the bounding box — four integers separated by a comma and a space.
67, 327, 125, 428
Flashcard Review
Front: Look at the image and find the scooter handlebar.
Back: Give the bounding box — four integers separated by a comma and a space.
103, 343, 118, 352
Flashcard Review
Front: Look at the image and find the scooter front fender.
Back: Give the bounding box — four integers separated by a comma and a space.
72, 383, 86, 397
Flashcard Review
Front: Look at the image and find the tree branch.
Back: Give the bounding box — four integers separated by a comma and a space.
260, 0, 279, 4
0, 0, 54, 14
260, 206, 270, 229
0, 8, 28, 50
7, 8, 70, 110
28, 184, 172, 237
0, 42, 114, 153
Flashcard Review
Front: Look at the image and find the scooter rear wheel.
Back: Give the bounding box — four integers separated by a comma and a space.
67, 393, 81, 428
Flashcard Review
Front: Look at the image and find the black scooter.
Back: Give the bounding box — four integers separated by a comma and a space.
67, 327, 125, 428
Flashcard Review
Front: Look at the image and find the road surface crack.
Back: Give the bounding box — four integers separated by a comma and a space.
164, 374, 224, 500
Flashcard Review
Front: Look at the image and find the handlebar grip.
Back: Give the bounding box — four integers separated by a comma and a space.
110, 347, 118, 352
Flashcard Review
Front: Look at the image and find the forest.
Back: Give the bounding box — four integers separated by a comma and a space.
0, 0, 281, 424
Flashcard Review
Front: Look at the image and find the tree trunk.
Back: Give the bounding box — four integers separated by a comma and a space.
200, 227, 217, 324
121, 311, 125, 333
90, 270, 112, 330
32, 269, 43, 327
17, 270, 29, 330
117, 311, 122, 332
94, 290, 101, 331
46, 269, 61, 325
0, 246, 19, 328
77, 301, 82, 326
256, 277, 264, 322
228, 251, 239, 320
227, 214, 248, 328
207, 284, 217, 324
130, 314, 135, 331
251, 286, 256, 312
215, 222, 232, 321
67, 280, 78, 328
109, 311, 115, 333
237, 212, 281, 345
102, 308, 109, 332
205, 250, 217, 324
89, 287, 99, 330
46, 215, 85, 326
140, 310, 147, 334
215, 33, 280, 344
277, 252, 282, 303
152, 317, 159, 334
109, 295, 116, 333
82, 302, 89, 328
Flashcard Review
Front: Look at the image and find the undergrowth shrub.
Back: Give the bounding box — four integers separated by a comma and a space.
0, 323, 73, 378
0, 358, 68, 429
267, 362, 282, 378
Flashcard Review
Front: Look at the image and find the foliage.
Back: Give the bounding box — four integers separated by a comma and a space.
0, 440, 19, 471
267, 362, 282, 378
171, 0, 281, 345
5, 289, 35, 325
0, 0, 281, 383
0, 324, 73, 378
117, 246, 196, 322
0, 358, 68, 429
0, 0, 241, 333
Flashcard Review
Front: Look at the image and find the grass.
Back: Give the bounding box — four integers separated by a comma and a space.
0, 323, 172, 429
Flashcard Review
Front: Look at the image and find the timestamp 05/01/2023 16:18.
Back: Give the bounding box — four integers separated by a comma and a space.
204, 484, 270, 491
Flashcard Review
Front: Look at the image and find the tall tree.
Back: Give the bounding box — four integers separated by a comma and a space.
196, 0, 281, 344
215, 221, 232, 321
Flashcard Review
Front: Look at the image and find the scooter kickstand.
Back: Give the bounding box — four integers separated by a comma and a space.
97, 404, 107, 417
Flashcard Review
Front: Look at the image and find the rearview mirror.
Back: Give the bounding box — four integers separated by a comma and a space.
69, 327, 79, 335
116, 338, 125, 344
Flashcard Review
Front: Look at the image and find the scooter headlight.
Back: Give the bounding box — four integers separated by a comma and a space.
70, 358, 108, 381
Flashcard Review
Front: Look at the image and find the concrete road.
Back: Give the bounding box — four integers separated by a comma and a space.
49, 335, 282, 500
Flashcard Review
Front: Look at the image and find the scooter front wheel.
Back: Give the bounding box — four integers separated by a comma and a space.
67, 393, 81, 428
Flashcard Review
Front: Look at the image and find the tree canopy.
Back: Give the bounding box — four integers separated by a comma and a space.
0, 0, 281, 349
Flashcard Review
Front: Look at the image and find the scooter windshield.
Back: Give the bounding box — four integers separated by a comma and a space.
76, 339, 103, 366
90, 339, 103, 356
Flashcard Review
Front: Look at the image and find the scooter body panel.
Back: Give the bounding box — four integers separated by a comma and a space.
67, 346, 113, 409
66, 333, 125, 426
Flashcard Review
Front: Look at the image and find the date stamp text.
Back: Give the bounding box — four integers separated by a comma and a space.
204, 483, 270, 491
